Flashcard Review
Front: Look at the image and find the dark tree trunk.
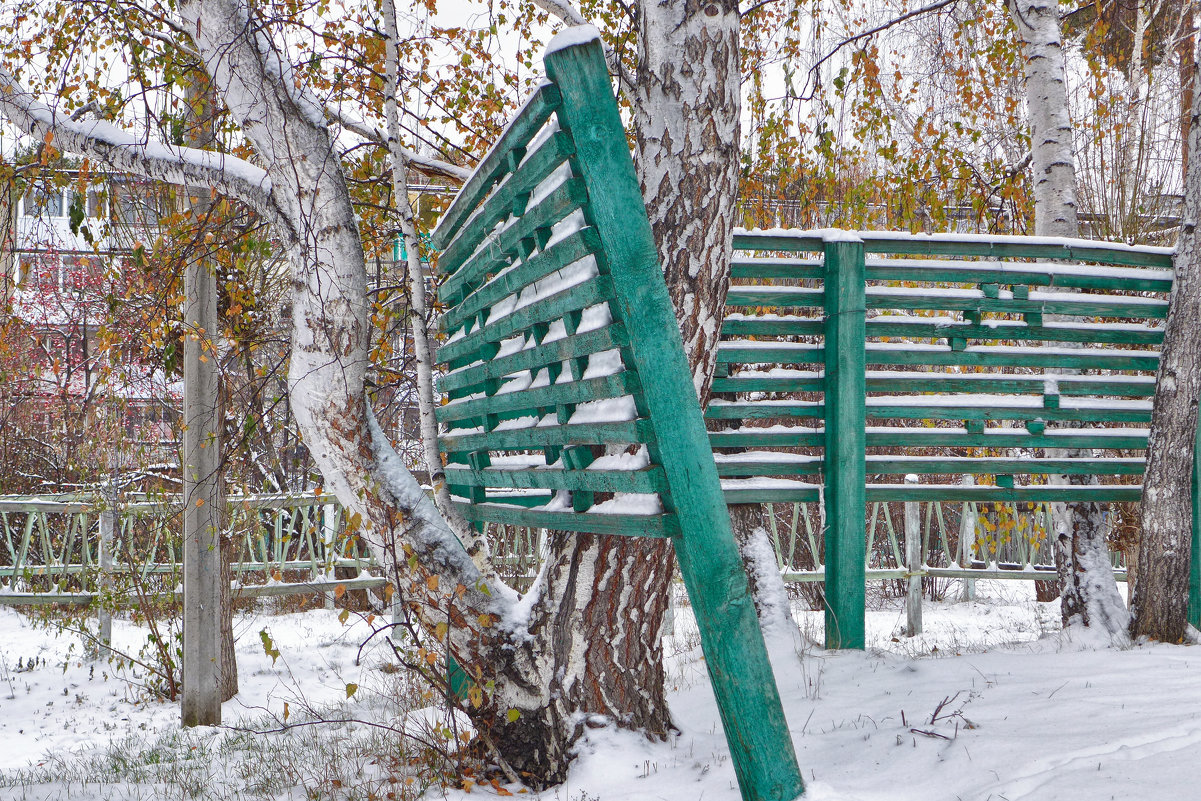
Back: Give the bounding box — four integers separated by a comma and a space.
1131, 68, 1201, 642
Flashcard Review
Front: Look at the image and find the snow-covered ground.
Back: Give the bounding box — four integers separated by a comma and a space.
2, 582, 1199, 800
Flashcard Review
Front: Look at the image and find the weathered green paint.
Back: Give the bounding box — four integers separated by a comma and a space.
822, 239, 867, 650
443, 465, 667, 493
544, 38, 804, 801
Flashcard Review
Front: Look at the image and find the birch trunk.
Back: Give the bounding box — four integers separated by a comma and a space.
1009, 0, 1128, 636
1130, 66, 1201, 642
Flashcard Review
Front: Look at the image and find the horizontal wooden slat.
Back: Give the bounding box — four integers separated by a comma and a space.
444, 465, 666, 493
454, 502, 678, 537
721, 316, 1164, 347
708, 425, 1148, 450
727, 286, 1168, 319
713, 370, 1156, 398
719, 482, 1142, 503
714, 453, 1145, 477
431, 81, 562, 251
717, 341, 1161, 371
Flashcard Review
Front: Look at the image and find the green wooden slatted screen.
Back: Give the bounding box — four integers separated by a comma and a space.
713, 229, 1197, 646
430, 32, 804, 801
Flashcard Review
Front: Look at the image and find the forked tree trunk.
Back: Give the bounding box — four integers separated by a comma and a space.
1009, 0, 1127, 634
1130, 67, 1201, 642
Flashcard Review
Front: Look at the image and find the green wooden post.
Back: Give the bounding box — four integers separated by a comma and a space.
544, 36, 804, 801
1190, 420, 1201, 629
822, 238, 867, 650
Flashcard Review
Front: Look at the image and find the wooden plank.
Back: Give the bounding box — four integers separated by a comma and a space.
431, 82, 562, 251
455, 501, 677, 538
714, 455, 1145, 477
726, 286, 1169, 319
860, 319, 1164, 347
442, 465, 667, 493
862, 260, 1173, 293
545, 38, 804, 801
714, 371, 1156, 398
709, 425, 1150, 451
867, 484, 1142, 502
822, 239, 867, 650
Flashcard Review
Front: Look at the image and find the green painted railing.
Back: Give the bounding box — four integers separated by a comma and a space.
0, 493, 383, 605
715, 228, 1184, 642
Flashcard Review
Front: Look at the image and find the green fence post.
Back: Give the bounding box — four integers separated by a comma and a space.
823, 237, 866, 650
1190, 420, 1201, 629
544, 33, 805, 801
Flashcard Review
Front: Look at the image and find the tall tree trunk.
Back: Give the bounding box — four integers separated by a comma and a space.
1009, 0, 1128, 635
1130, 66, 1201, 642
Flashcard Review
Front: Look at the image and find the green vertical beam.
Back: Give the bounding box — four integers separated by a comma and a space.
823, 239, 867, 650
1190, 420, 1201, 629
544, 34, 804, 801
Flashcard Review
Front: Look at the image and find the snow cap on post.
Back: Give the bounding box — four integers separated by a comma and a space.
546, 24, 602, 55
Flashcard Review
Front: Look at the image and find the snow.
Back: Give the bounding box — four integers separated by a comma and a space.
545, 24, 602, 55
7, 586, 1201, 800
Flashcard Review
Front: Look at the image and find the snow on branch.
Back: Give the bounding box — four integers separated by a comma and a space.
324, 103, 471, 182
0, 66, 275, 216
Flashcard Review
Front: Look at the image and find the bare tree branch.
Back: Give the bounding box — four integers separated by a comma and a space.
324, 103, 471, 182
800, 0, 960, 100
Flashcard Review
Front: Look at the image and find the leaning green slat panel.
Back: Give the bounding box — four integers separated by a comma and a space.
438, 326, 629, 395
454, 501, 678, 538
443, 465, 666, 494
435, 372, 640, 423
822, 239, 867, 651
431, 82, 562, 251
440, 227, 602, 330
436, 131, 577, 275
437, 178, 589, 288
440, 419, 655, 452
435, 276, 616, 367
545, 36, 804, 801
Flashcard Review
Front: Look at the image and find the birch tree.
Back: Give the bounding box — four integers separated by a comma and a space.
1131, 59, 1201, 643
0, 0, 749, 784
1008, 0, 1129, 637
